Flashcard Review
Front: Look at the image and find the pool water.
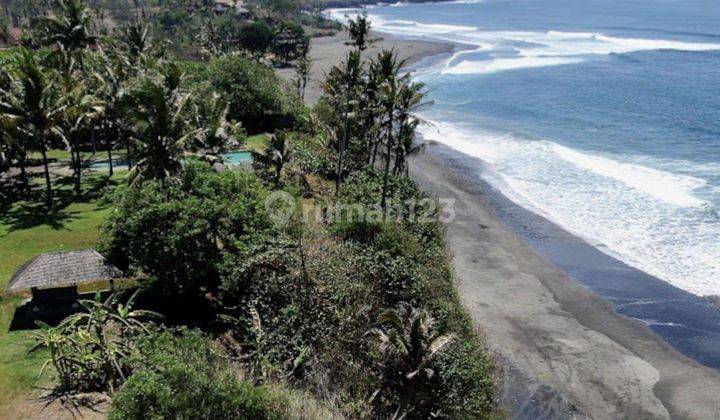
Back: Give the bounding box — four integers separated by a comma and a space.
223, 151, 252, 164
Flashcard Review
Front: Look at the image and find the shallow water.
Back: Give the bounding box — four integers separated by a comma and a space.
330, 0, 720, 297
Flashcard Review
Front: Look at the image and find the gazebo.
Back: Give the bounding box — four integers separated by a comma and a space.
7, 249, 122, 302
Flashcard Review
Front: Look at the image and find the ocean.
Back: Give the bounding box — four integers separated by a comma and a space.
329, 0, 720, 298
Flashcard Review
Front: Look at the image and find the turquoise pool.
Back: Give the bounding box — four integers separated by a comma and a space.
223, 151, 252, 164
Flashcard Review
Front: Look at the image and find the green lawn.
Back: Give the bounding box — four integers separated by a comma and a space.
28, 149, 129, 165
245, 133, 270, 152
0, 168, 124, 412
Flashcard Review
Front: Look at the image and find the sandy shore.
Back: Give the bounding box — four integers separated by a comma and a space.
275, 31, 453, 104
293, 30, 720, 418
411, 144, 720, 419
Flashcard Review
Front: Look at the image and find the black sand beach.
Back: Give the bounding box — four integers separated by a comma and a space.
410, 143, 720, 418
293, 30, 720, 418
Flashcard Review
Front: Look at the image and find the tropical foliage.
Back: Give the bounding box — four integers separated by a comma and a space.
1, 2, 496, 418
30, 291, 160, 394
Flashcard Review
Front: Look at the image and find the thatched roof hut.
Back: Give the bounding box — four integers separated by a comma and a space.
7, 250, 122, 293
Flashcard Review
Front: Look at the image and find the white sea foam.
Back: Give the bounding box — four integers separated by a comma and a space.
326, 7, 720, 295
551, 143, 707, 207
441, 56, 583, 74
420, 120, 720, 296
327, 11, 720, 75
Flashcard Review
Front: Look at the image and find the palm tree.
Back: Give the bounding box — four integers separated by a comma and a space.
294, 56, 312, 102
189, 91, 242, 158
393, 81, 429, 176
368, 50, 405, 168
369, 50, 411, 209
324, 51, 364, 192
0, 117, 30, 190
252, 130, 291, 188
59, 72, 105, 194
369, 304, 455, 418
38, 0, 97, 69
115, 19, 152, 64
94, 52, 132, 174
378, 76, 402, 211
0, 49, 64, 208
346, 13, 376, 52
121, 65, 196, 186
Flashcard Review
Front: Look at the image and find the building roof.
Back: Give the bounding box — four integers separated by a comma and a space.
7, 250, 122, 292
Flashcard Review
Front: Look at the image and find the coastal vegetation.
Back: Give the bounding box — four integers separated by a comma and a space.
0, 1, 496, 418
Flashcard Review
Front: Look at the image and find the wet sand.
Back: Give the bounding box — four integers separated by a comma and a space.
411, 143, 720, 419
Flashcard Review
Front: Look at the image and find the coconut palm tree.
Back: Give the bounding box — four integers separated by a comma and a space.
252, 130, 291, 188
368, 49, 405, 168
0, 117, 30, 190
378, 76, 402, 211
294, 55, 312, 102
115, 19, 152, 64
59, 72, 105, 194
369, 304, 455, 418
94, 52, 133, 174
346, 13, 376, 52
121, 66, 196, 186
38, 0, 97, 69
0, 49, 64, 208
324, 51, 364, 192
189, 91, 242, 159
393, 81, 429, 176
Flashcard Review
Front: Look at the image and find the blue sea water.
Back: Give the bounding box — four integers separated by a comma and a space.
330, 0, 720, 297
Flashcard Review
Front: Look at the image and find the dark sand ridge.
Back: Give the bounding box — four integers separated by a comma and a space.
291, 30, 720, 418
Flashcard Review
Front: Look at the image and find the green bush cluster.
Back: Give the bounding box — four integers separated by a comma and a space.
98, 162, 277, 298
99, 164, 496, 418
203, 54, 301, 132
110, 329, 286, 420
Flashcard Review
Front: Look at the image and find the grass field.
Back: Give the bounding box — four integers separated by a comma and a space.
245, 133, 270, 152
0, 139, 268, 413
0, 168, 125, 412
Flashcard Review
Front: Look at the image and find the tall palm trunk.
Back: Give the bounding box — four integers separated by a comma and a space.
39, 138, 53, 209
126, 142, 132, 170
275, 162, 283, 188
18, 151, 29, 192
336, 96, 349, 194
107, 147, 114, 177
370, 137, 379, 167
380, 112, 394, 211
73, 148, 82, 195
105, 122, 113, 177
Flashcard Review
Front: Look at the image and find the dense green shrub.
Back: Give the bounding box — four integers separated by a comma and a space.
110, 329, 285, 420
337, 168, 442, 243
434, 340, 497, 417
327, 168, 496, 417
204, 55, 300, 132
238, 21, 274, 56
98, 162, 276, 297
288, 132, 336, 177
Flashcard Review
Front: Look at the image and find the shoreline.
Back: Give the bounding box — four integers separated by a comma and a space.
410, 143, 720, 418
293, 29, 720, 417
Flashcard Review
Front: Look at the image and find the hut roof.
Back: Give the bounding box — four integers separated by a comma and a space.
7, 250, 122, 292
